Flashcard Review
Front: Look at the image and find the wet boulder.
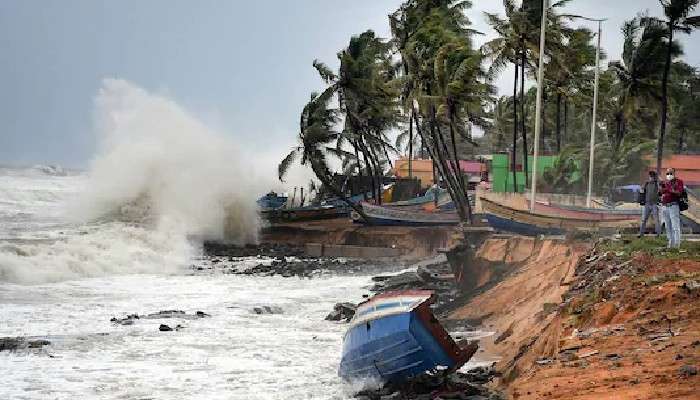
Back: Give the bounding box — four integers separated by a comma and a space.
252, 306, 283, 315
325, 302, 357, 322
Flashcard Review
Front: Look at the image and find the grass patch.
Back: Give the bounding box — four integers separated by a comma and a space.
599, 237, 700, 261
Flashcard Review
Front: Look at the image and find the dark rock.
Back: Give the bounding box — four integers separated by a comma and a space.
252, 306, 283, 315
27, 339, 51, 348
325, 302, 357, 322
159, 324, 173, 332
1, 337, 51, 351
679, 365, 697, 377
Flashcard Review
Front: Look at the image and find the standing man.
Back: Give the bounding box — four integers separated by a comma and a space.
660, 168, 684, 248
638, 171, 661, 238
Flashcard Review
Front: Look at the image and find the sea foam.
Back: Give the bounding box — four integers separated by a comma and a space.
0, 79, 265, 284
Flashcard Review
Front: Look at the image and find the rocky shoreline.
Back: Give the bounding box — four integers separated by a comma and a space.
200, 241, 501, 399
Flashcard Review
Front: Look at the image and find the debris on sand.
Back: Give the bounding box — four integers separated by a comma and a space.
353, 369, 501, 400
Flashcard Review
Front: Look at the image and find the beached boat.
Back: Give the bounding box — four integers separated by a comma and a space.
352, 203, 460, 226
533, 202, 640, 221
256, 191, 287, 211
339, 290, 476, 384
383, 188, 450, 207
480, 198, 638, 235
261, 205, 347, 222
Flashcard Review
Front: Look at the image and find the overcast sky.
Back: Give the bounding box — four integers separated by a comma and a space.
1, 0, 698, 169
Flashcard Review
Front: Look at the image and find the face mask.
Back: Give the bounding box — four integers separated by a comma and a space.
666, 174, 674, 180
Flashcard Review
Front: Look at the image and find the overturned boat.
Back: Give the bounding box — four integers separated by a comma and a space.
339, 290, 476, 384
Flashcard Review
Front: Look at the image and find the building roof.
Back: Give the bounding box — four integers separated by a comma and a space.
660, 155, 700, 171
394, 158, 487, 176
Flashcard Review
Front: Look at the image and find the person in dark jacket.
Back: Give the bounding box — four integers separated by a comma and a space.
660, 168, 684, 248
638, 171, 661, 237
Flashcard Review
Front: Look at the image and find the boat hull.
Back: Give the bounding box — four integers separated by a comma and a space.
480, 198, 638, 235
353, 203, 460, 226
261, 206, 347, 222
485, 213, 563, 236
339, 291, 473, 384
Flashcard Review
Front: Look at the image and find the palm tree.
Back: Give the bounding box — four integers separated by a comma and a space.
278, 90, 369, 220
484, 0, 574, 188
484, 4, 523, 192
547, 27, 597, 152
654, 0, 700, 173
314, 30, 401, 204
607, 16, 673, 149
389, 0, 482, 223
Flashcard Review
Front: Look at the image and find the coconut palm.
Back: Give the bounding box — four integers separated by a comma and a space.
313, 30, 401, 204
607, 16, 674, 149
389, 0, 483, 223
278, 90, 369, 220
653, 0, 700, 173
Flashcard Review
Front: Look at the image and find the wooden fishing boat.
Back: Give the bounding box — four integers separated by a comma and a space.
256, 191, 287, 211
533, 202, 640, 221
352, 203, 460, 226
261, 205, 347, 222
481, 198, 638, 235
382, 188, 450, 207
339, 290, 476, 384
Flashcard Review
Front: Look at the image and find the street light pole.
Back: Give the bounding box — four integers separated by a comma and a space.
530, 0, 548, 211
586, 19, 604, 208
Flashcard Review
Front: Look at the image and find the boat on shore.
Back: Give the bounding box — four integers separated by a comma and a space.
533, 202, 640, 221
256, 191, 288, 211
480, 198, 638, 236
352, 203, 460, 226
339, 290, 476, 385
261, 205, 347, 222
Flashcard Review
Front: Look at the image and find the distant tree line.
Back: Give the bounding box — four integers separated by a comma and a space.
279, 0, 700, 221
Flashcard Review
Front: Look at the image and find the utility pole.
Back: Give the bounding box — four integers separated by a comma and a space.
586, 19, 605, 208
530, 0, 548, 211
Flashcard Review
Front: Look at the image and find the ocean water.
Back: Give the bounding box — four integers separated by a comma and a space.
0, 166, 379, 400
0, 80, 381, 399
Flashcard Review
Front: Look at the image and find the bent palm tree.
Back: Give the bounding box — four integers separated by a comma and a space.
278, 90, 369, 221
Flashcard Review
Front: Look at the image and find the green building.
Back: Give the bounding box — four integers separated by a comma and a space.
490, 154, 561, 193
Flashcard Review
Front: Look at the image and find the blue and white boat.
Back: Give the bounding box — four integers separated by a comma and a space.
338, 290, 476, 384
256, 191, 287, 211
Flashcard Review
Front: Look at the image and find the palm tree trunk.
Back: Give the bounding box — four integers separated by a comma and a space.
448, 108, 472, 223
563, 99, 568, 145
351, 139, 366, 200
657, 25, 674, 174
408, 112, 414, 177
520, 48, 529, 188
556, 92, 562, 152
310, 161, 371, 223
541, 90, 547, 152
358, 141, 376, 203
368, 144, 383, 205
424, 104, 468, 221
512, 60, 519, 193
678, 127, 684, 153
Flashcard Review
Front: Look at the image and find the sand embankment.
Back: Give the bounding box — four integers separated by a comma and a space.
448, 236, 700, 399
